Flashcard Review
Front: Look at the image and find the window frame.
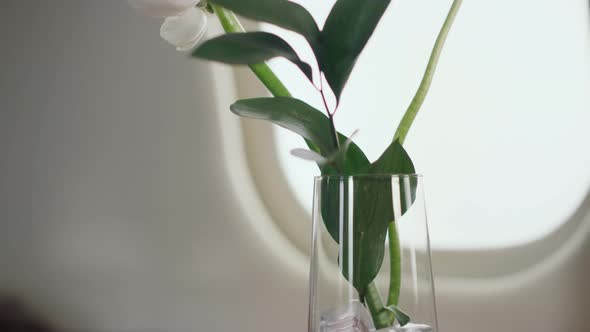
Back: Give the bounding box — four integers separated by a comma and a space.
222, 64, 590, 283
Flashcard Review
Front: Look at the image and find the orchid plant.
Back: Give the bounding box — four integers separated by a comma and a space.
129, 0, 462, 329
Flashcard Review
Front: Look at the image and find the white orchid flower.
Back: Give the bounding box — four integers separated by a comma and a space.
160, 6, 208, 51
128, 0, 201, 17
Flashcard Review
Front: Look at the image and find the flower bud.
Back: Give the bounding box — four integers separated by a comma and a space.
160, 7, 208, 51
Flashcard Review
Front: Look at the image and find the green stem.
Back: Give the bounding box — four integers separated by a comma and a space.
319, 82, 340, 151
393, 0, 463, 145
327, 114, 340, 150
365, 283, 393, 329
363, 223, 401, 329
384, 0, 462, 324
387, 222, 402, 307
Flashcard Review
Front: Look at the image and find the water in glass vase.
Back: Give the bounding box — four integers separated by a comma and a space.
308, 175, 438, 332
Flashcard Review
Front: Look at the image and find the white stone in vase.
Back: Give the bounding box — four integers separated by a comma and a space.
375, 323, 434, 332
320, 301, 375, 332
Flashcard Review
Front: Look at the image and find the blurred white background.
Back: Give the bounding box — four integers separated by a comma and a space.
267, 0, 590, 249
0, 1, 307, 331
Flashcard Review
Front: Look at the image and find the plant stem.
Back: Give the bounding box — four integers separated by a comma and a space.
365, 283, 393, 329
327, 113, 340, 150
387, 222, 402, 306
320, 87, 340, 151
384, 0, 462, 323
393, 0, 463, 145
363, 223, 401, 329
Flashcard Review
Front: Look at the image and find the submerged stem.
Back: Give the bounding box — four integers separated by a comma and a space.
363, 222, 402, 329
364, 283, 393, 329
387, 222, 402, 306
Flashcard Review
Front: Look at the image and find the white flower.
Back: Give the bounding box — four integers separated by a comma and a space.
160, 6, 208, 51
128, 0, 200, 17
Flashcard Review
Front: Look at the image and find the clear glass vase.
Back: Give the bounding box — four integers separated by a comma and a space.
308, 175, 438, 332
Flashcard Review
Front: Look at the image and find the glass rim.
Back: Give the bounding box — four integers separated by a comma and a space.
314, 173, 423, 180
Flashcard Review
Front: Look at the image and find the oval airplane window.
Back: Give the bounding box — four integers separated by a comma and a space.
264, 0, 590, 249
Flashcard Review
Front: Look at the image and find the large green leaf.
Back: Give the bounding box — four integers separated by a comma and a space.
332, 176, 392, 295
230, 97, 367, 162
318, 133, 370, 250
210, 0, 320, 46
321, 141, 417, 295
192, 32, 313, 82
369, 140, 415, 175
318, 0, 391, 100
321, 140, 415, 243
369, 140, 417, 211
348, 141, 416, 294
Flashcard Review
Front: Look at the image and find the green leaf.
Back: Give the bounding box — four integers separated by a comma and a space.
321, 175, 407, 295
230, 97, 333, 155
318, 0, 391, 100
318, 134, 370, 252
322, 140, 415, 242
320, 133, 370, 175
210, 0, 320, 46
344, 141, 415, 294
385, 305, 411, 326
369, 140, 415, 175
192, 32, 313, 82
230, 97, 366, 161
348, 177, 395, 294
369, 140, 417, 212
321, 141, 417, 294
